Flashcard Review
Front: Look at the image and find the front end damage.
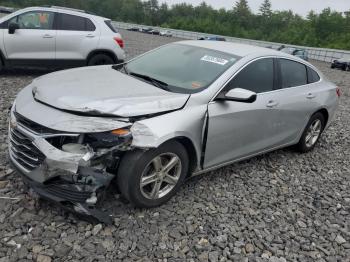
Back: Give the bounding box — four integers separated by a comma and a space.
8, 110, 133, 224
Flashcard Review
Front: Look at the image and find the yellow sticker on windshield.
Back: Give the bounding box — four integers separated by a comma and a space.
192, 82, 202, 88
201, 55, 229, 65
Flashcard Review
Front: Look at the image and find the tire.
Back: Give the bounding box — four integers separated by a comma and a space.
330, 64, 335, 69
296, 112, 325, 153
117, 141, 189, 208
88, 54, 115, 66
342, 64, 347, 71
0, 56, 3, 72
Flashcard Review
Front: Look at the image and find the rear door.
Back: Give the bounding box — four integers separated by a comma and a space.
270, 58, 322, 144
3, 11, 56, 63
55, 13, 99, 63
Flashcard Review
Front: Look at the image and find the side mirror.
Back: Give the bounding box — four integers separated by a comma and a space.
216, 88, 257, 103
8, 23, 19, 34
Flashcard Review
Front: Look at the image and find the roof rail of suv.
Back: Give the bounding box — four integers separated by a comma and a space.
40, 5, 96, 15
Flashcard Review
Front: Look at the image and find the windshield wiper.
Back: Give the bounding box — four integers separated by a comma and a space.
129, 72, 170, 91
112, 63, 129, 74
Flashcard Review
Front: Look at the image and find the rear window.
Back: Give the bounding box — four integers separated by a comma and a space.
58, 13, 95, 31
280, 59, 307, 88
307, 67, 320, 83
105, 20, 117, 33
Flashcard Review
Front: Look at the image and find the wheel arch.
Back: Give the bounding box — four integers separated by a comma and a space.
315, 108, 329, 128
139, 136, 201, 177
172, 136, 199, 177
86, 49, 118, 64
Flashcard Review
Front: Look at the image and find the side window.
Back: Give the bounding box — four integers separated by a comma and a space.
17, 11, 54, 30
225, 58, 274, 93
307, 67, 320, 84
280, 59, 307, 88
58, 13, 95, 31
86, 19, 96, 31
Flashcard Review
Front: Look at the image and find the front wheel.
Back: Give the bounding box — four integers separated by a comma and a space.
296, 112, 325, 153
117, 141, 189, 208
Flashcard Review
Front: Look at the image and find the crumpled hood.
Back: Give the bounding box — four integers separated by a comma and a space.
32, 66, 190, 117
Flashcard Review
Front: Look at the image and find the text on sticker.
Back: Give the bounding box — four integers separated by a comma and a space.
201, 55, 229, 65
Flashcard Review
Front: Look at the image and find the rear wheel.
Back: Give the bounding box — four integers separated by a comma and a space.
342, 64, 347, 71
117, 141, 189, 208
0, 57, 3, 72
88, 54, 115, 66
296, 112, 325, 153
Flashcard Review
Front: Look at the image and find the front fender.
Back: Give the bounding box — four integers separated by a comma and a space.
131, 105, 208, 169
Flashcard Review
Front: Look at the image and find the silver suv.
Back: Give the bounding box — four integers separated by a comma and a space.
0, 6, 125, 70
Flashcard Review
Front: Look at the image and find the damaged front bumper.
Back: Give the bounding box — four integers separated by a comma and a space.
8, 112, 131, 224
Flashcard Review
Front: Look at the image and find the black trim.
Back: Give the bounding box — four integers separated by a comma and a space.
200, 111, 209, 169
274, 58, 282, 90
4, 58, 86, 69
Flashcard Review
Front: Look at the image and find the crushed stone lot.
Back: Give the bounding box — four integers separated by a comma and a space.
0, 30, 350, 262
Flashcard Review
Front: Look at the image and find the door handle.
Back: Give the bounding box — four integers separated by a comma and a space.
266, 100, 279, 108
43, 34, 54, 38
306, 93, 316, 99
86, 34, 95, 38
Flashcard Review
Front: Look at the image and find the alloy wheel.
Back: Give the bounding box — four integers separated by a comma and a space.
140, 153, 182, 200
305, 119, 322, 148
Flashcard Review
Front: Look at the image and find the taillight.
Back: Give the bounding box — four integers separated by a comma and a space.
114, 37, 124, 49
336, 87, 341, 97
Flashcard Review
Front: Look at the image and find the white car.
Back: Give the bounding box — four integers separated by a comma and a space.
160, 30, 172, 37
0, 6, 126, 71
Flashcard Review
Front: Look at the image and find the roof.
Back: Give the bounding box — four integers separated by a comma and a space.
9, 6, 108, 20
180, 40, 291, 58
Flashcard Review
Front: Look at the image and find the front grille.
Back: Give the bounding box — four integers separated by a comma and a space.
44, 184, 92, 203
14, 112, 60, 134
9, 127, 46, 172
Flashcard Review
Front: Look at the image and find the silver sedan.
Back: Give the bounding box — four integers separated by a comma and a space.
9, 41, 339, 221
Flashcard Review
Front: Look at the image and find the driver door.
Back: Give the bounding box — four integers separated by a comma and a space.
204, 58, 282, 168
3, 11, 56, 63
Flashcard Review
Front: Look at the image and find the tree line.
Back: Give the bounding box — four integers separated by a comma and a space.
1, 0, 350, 50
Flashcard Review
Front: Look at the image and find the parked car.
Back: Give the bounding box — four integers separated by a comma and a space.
141, 27, 153, 34
281, 47, 309, 61
0, 6, 125, 71
0, 6, 15, 15
150, 29, 160, 35
160, 30, 172, 37
9, 41, 339, 222
127, 27, 139, 32
198, 36, 226, 41
331, 55, 350, 71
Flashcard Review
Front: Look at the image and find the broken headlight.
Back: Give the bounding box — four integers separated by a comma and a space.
84, 128, 132, 150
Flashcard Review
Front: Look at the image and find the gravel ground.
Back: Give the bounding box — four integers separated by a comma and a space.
0, 30, 350, 262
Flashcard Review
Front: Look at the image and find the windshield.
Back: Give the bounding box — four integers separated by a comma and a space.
281, 48, 295, 54
125, 43, 240, 94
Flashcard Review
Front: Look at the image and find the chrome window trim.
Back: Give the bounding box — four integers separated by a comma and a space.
210, 55, 322, 102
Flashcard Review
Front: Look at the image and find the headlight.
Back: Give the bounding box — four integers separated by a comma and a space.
85, 128, 132, 149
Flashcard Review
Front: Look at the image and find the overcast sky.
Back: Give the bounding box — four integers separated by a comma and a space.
161, 0, 350, 16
